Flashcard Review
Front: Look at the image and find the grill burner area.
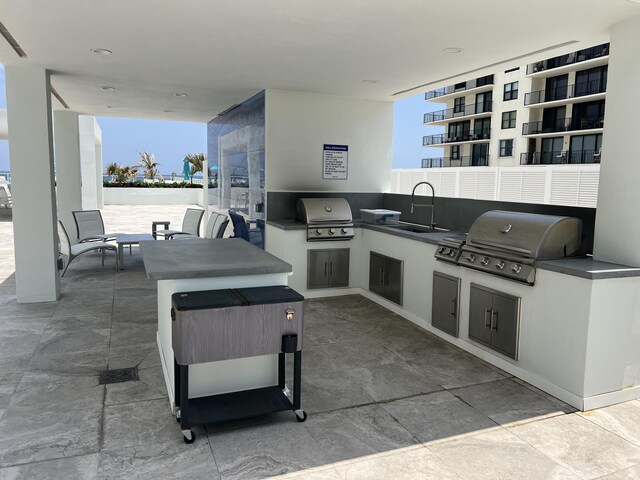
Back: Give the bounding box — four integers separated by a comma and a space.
296, 198, 355, 241
436, 211, 583, 285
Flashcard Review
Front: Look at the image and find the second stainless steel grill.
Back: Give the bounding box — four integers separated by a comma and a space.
296, 198, 355, 241
458, 210, 582, 284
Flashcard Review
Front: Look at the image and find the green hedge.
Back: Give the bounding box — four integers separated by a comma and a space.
103, 181, 203, 189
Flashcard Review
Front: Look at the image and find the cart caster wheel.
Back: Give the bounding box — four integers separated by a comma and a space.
183, 430, 196, 444
295, 410, 307, 422
175, 409, 181, 423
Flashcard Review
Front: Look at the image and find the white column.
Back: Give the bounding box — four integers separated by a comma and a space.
79, 115, 98, 210
593, 15, 640, 266
54, 111, 82, 243
95, 120, 104, 208
6, 66, 60, 302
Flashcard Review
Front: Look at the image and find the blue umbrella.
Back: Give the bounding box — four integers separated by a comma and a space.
183, 159, 191, 181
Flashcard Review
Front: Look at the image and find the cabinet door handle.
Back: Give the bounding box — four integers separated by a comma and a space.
484, 308, 491, 328
450, 299, 457, 316
491, 310, 498, 331
324, 262, 328, 276
379, 268, 384, 284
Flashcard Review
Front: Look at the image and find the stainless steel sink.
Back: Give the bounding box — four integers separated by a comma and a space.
389, 224, 434, 233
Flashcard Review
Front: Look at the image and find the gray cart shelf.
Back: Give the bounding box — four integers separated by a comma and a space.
171, 285, 306, 443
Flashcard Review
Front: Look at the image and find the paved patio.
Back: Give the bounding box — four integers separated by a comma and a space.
0, 205, 640, 479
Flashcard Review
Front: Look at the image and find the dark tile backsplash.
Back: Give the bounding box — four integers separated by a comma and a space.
267, 192, 384, 220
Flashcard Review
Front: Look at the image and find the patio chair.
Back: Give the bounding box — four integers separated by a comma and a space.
0, 184, 11, 209
174, 212, 229, 240
72, 210, 122, 243
228, 210, 263, 247
57, 221, 118, 277
154, 208, 204, 239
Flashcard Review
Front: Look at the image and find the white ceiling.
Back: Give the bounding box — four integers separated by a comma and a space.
0, 0, 638, 123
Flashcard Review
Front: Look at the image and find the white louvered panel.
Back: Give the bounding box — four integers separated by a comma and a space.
520, 171, 547, 204
424, 171, 442, 195
498, 172, 522, 202
440, 172, 457, 197
458, 171, 478, 198
550, 171, 580, 206
390, 170, 399, 193
476, 172, 497, 200
397, 171, 413, 194
577, 171, 600, 208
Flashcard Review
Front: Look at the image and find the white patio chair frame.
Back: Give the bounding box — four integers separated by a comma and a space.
58, 221, 119, 277
154, 208, 204, 239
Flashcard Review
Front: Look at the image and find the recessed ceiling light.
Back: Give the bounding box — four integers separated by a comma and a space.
106, 106, 113, 109
100, 86, 115, 91
362, 79, 378, 84
90, 48, 112, 55
443, 47, 464, 54
163, 110, 173, 113
173, 93, 187, 97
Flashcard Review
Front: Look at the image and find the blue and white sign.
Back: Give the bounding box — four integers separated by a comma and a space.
322, 144, 348, 180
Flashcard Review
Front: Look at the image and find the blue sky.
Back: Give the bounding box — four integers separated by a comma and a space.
0, 64, 443, 172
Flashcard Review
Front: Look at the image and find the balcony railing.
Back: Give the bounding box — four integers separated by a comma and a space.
424, 75, 494, 100
522, 117, 604, 135
422, 156, 488, 168
524, 79, 607, 106
423, 129, 491, 145
424, 102, 493, 123
520, 149, 602, 165
526, 43, 609, 75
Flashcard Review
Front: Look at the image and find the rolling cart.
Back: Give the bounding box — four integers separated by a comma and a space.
171, 286, 306, 444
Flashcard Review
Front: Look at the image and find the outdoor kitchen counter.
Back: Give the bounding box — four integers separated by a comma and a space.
267, 218, 455, 245
537, 257, 640, 279
140, 237, 292, 280
140, 238, 293, 413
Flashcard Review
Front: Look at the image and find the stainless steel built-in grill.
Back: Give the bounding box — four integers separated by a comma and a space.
455, 211, 582, 284
296, 198, 355, 241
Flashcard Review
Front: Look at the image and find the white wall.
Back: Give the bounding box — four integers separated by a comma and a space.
104, 187, 201, 205
265, 89, 393, 193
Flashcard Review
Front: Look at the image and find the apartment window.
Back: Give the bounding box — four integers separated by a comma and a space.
453, 97, 465, 114
502, 111, 517, 129
451, 145, 460, 160
503, 81, 519, 101
500, 139, 514, 157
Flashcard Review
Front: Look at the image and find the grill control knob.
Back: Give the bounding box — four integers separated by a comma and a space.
449, 249, 457, 257
315, 229, 322, 236
341, 228, 348, 235
512, 264, 522, 274
481, 257, 490, 266
328, 228, 336, 235
496, 260, 505, 270
466, 254, 475, 262
443, 248, 451, 255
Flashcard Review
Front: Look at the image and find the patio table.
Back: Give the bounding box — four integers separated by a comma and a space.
116, 233, 155, 267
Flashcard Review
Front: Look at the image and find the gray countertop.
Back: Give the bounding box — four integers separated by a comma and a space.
537, 257, 640, 279
267, 219, 640, 280
140, 238, 292, 280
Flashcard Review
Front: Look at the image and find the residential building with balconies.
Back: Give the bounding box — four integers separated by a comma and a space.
422, 42, 609, 169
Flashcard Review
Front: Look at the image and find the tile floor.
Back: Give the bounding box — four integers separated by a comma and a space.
1, 205, 640, 479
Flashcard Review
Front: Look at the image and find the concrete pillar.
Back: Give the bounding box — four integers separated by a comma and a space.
593, 15, 640, 266
5, 66, 60, 302
79, 115, 98, 210
54, 111, 82, 243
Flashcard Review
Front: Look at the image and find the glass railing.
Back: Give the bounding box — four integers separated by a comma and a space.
522, 117, 604, 135
524, 79, 607, 105
520, 149, 601, 165
526, 43, 609, 75
423, 129, 491, 145
424, 102, 493, 122
424, 75, 494, 100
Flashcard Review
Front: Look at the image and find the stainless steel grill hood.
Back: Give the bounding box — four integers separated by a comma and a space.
459, 210, 582, 284
296, 198, 355, 241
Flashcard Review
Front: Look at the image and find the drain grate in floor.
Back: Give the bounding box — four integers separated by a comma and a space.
99, 366, 139, 385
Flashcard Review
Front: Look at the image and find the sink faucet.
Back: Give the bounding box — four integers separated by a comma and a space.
410, 181, 436, 228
